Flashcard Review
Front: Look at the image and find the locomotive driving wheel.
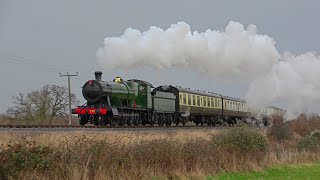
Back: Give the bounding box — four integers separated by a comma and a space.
79, 116, 87, 126
93, 116, 99, 126
127, 116, 134, 126
100, 116, 108, 126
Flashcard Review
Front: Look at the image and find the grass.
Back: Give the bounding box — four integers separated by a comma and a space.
0, 128, 221, 145
210, 162, 320, 180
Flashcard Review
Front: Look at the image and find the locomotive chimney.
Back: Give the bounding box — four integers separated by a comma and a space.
94, 71, 102, 81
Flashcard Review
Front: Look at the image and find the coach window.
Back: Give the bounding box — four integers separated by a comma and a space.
192, 95, 196, 106
180, 95, 182, 104
183, 94, 186, 105
197, 96, 200, 106
203, 97, 207, 107
188, 94, 191, 105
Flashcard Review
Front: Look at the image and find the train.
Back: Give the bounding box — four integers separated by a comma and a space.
72, 71, 284, 126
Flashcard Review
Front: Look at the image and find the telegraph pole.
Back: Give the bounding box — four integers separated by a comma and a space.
59, 72, 78, 125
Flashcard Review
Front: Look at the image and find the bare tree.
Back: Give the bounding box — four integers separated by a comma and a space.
7, 85, 78, 124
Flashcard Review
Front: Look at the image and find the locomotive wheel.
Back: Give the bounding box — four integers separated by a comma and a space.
79, 120, 85, 126
159, 115, 165, 126
158, 119, 164, 126
119, 118, 125, 126
175, 122, 179, 126
100, 117, 108, 126
195, 122, 199, 126
141, 121, 147, 126
127, 117, 133, 126
79, 116, 86, 126
93, 118, 99, 126
110, 119, 119, 126
137, 119, 142, 125
134, 117, 141, 126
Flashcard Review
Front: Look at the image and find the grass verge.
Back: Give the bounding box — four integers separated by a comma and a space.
210, 162, 320, 180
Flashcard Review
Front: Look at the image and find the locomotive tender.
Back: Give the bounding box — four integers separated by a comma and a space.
73, 71, 283, 126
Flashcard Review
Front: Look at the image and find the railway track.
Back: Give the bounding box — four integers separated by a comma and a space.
0, 124, 227, 132
0, 124, 206, 128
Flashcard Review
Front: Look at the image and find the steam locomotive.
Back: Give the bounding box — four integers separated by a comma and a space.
72, 71, 284, 126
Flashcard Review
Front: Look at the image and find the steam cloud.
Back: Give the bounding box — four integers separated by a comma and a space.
97, 21, 320, 117
246, 52, 320, 118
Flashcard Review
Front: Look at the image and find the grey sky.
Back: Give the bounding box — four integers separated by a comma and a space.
0, 0, 319, 113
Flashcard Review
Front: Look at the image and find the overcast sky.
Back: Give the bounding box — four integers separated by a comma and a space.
1, 0, 320, 113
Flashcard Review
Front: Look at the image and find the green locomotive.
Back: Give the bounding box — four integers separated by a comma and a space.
73, 71, 177, 126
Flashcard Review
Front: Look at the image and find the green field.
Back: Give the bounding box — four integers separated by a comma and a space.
209, 163, 320, 180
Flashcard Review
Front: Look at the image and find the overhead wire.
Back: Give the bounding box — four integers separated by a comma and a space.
0, 50, 93, 81
0, 50, 76, 73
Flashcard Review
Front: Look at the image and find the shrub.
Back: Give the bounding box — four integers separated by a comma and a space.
268, 124, 293, 143
297, 136, 319, 152
213, 127, 268, 154
311, 131, 320, 141
288, 114, 320, 136
0, 140, 54, 179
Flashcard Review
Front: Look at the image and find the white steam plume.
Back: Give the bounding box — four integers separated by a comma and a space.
246, 52, 320, 118
97, 21, 320, 116
97, 21, 279, 80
